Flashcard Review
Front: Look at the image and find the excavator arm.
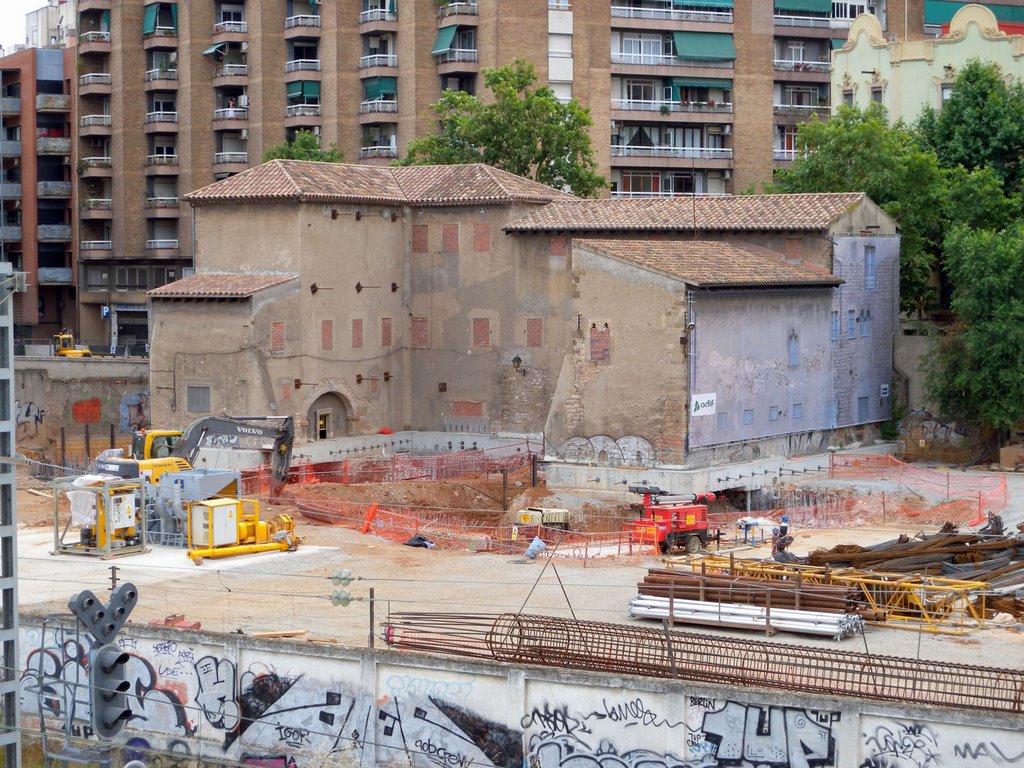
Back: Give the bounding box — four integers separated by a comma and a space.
171, 416, 294, 487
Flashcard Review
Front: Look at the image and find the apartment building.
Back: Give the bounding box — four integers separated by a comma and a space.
0, 46, 75, 339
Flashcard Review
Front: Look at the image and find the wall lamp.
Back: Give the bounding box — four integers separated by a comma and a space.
293, 379, 318, 390
511, 355, 527, 376
355, 372, 391, 384
310, 283, 334, 295
355, 282, 400, 293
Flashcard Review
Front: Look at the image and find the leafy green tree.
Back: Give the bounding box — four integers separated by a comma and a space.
262, 129, 343, 163
943, 166, 1020, 231
398, 60, 606, 198
772, 104, 946, 315
924, 222, 1024, 434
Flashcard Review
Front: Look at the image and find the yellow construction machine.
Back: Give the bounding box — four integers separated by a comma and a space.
51, 330, 92, 358
186, 497, 300, 564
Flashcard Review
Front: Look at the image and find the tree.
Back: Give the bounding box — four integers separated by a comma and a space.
398, 60, 605, 198
772, 104, 946, 315
923, 222, 1024, 434
262, 130, 343, 163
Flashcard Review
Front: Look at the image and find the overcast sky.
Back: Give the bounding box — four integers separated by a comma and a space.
0, 0, 51, 56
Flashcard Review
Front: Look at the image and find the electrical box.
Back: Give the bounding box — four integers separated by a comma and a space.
107, 491, 136, 529
191, 499, 240, 547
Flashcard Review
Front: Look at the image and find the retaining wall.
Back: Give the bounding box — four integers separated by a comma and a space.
18, 614, 1023, 767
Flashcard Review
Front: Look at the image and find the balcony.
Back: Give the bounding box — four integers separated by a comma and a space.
773, 149, 798, 161
285, 104, 321, 118
145, 196, 180, 217
213, 152, 248, 164
359, 99, 398, 115
285, 59, 321, 74
145, 112, 179, 132
213, 107, 248, 120
773, 103, 824, 116
359, 54, 397, 69
285, 14, 322, 39
360, 145, 397, 159
78, 0, 112, 10
610, 4, 731, 23
37, 137, 72, 155
143, 27, 177, 49
78, 31, 111, 54
38, 181, 73, 198
80, 114, 113, 137
0, 183, 22, 199
213, 64, 248, 84
774, 13, 830, 28
0, 98, 20, 115
611, 98, 733, 115
79, 72, 112, 96
80, 198, 113, 219
611, 145, 732, 160
0, 227, 22, 241
610, 190, 727, 198
214, 21, 248, 34
146, 239, 179, 256
38, 268, 73, 285
0, 140, 21, 155
360, 8, 397, 23
773, 59, 829, 73
611, 52, 733, 69
36, 94, 72, 112
144, 68, 179, 89
437, 2, 478, 19
80, 240, 113, 252
79, 157, 113, 178
38, 225, 72, 242
145, 196, 179, 208
144, 154, 179, 175
435, 48, 479, 64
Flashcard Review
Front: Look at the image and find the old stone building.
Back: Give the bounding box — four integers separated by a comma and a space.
149, 160, 898, 467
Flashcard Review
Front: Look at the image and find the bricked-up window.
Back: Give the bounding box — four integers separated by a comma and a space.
186, 385, 211, 413
321, 320, 333, 351
550, 236, 567, 257
784, 239, 803, 261
526, 318, 543, 348
442, 223, 459, 253
452, 401, 484, 417
271, 321, 285, 352
352, 318, 363, 349
473, 223, 490, 252
412, 224, 428, 253
847, 309, 856, 339
411, 316, 429, 347
590, 324, 610, 362
381, 317, 392, 347
472, 317, 490, 348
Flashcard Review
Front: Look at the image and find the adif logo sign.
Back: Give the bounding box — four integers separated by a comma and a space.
691, 393, 716, 416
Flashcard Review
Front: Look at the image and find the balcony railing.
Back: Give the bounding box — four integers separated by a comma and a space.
0, 227, 22, 241
79, 31, 111, 44
214, 64, 248, 78
145, 196, 179, 207
81, 240, 113, 250
0, 140, 21, 154
0, 98, 19, 114
38, 268, 73, 284
213, 152, 248, 164
80, 157, 112, 169
611, 98, 733, 113
434, 48, 478, 64
213, 21, 248, 33
610, 5, 731, 23
144, 68, 178, 81
437, 2, 478, 18
36, 137, 72, 154
773, 103, 823, 115
285, 104, 322, 117
144, 26, 177, 39
359, 54, 397, 68
285, 59, 321, 72
360, 145, 397, 159
82, 198, 113, 210
774, 13, 830, 28
79, 72, 112, 86
611, 52, 733, 68
0, 184, 21, 198
145, 154, 179, 166
38, 181, 73, 197
611, 144, 732, 159
359, 8, 397, 23
610, 190, 728, 198
773, 149, 799, 160
146, 111, 178, 123
286, 14, 322, 28
773, 59, 830, 73
359, 99, 398, 114
81, 114, 112, 127
146, 239, 179, 249
213, 107, 248, 120
38, 225, 72, 241
36, 94, 72, 111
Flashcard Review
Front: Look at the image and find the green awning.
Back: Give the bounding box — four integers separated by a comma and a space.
674, 0, 733, 7
287, 80, 303, 97
388, 0, 397, 14
363, 76, 397, 100
924, 1, 1024, 23
831, 38, 845, 49
432, 25, 457, 54
302, 81, 320, 98
673, 77, 732, 88
101, 9, 110, 30
673, 31, 735, 61
170, 3, 177, 32
202, 43, 226, 56
774, 0, 831, 13
142, 4, 158, 35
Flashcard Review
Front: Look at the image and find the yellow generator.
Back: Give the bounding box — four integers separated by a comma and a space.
187, 497, 300, 563
53, 476, 148, 559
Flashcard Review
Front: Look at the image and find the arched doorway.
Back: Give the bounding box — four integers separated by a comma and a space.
306, 392, 351, 440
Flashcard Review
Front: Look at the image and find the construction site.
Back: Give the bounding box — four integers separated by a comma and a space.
12, 428, 1024, 768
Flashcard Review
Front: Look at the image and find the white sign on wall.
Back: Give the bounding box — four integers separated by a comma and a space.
691, 393, 717, 416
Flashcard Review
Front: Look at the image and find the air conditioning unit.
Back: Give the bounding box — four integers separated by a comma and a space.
240, 42, 248, 52
723, 124, 731, 135
312, 126, 321, 135
168, 51, 177, 63
237, 94, 248, 107
723, 169, 731, 179
239, 128, 248, 139
62, 155, 71, 164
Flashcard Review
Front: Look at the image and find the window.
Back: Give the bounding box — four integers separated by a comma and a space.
625, 79, 655, 102
717, 412, 728, 429
871, 87, 883, 104
86, 266, 109, 292
549, 33, 572, 57
783, 85, 819, 106
847, 309, 856, 339
831, 310, 839, 341
619, 171, 660, 194
186, 385, 211, 413
152, 267, 177, 287
861, 308, 871, 337
843, 90, 853, 107
793, 402, 803, 419
941, 84, 954, 102
769, 406, 780, 422
787, 333, 799, 367
411, 316, 429, 347
743, 409, 754, 426
858, 395, 870, 422
832, 2, 868, 20
115, 267, 147, 291
864, 245, 876, 288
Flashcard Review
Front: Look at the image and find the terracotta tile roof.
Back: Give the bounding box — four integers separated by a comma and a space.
148, 272, 299, 298
575, 239, 842, 289
503, 193, 866, 233
184, 161, 574, 207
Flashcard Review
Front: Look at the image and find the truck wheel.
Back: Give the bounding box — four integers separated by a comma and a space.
658, 540, 669, 554
685, 536, 701, 554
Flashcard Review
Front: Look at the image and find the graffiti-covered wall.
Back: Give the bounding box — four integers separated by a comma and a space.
14, 358, 149, 450
18, 617, 1023, 767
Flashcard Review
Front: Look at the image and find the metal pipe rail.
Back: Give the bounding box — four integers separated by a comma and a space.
384, 612, 1024, 713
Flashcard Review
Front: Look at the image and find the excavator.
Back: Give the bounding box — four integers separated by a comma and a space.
95, 415, 294, 491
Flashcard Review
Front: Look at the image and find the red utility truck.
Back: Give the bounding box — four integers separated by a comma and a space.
629, 486, 715, 554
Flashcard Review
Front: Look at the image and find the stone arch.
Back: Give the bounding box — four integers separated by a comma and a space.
306, 392, 351, 440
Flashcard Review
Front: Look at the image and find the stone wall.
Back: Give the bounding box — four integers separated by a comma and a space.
18, 615, 1023, 768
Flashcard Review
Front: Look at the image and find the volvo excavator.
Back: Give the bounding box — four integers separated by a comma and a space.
95, 415, 294, 491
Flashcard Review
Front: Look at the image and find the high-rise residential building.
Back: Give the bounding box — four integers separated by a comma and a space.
0, 46, 75, 340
